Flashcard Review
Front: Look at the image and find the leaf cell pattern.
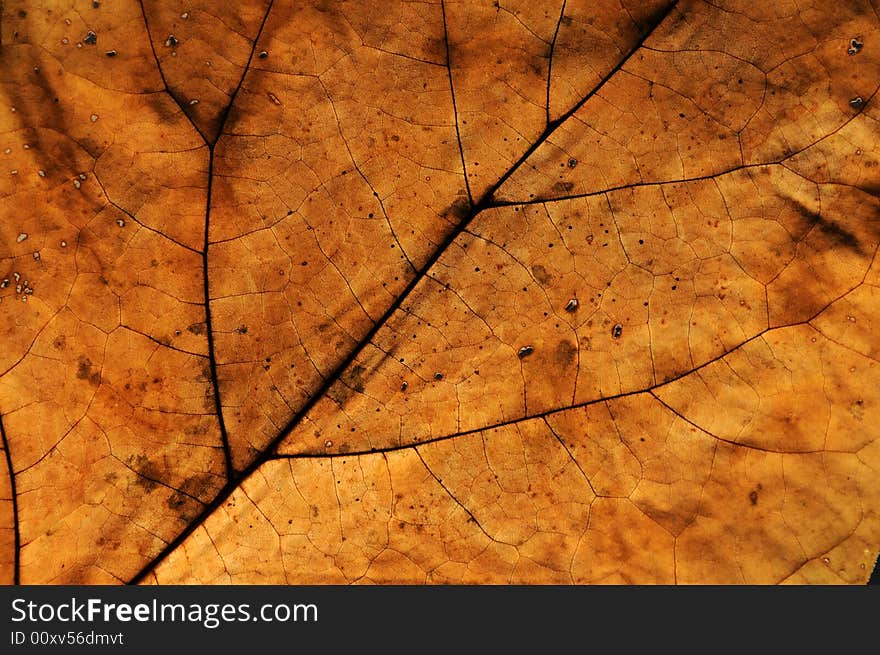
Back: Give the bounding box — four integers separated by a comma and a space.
0, 0, 878, 584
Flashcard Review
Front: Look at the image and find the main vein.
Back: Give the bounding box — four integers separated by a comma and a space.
128, 0, 679, 584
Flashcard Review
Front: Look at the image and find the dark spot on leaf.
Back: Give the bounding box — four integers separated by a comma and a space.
555, 340, 577, 367
76, 356, 102, 386
166, 492, 187, 510
330, 364, 367, 404
183, 424, 209, 437
818, 220, 862, 252
792, 200, 863, 254
180, 472, 219, 502
611, 323, 623, 339
531, 264, 552, 285
444, 195, 471, 221
848, 36, 863, 56
128, 454, 162, 491
348, 364, 367, 393
186, 322, 206, 335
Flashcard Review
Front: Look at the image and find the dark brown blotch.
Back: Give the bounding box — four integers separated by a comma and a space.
128, 454, 162, 491
818, 219, 862, 253
531, 264, 553, 285
180, 472, 221, 502
329, 364, 367, 404
749, 483, 763, 506
791, 200, 863, 254
444, 195, 471, 222
555, 340, 578, 367
76, 356, 102, 386
551, 181, 575, 195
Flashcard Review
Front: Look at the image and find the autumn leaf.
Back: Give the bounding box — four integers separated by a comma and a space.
1, 0, 879, 585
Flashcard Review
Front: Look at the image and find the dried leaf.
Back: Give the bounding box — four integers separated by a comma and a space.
1, 0, 878, 585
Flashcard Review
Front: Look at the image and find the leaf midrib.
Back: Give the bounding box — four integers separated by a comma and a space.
127, 0, 680, 584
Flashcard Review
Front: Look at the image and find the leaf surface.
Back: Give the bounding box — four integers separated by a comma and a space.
1, 0, 878, 584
